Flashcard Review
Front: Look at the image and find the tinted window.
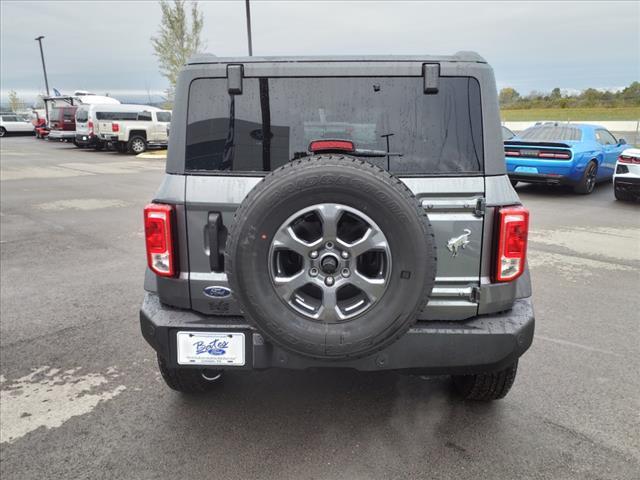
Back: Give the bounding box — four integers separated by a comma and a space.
186, 76, 483, 174
156, 112, 171, 122
76, 109, 89, 122
518, 125, 582, 142
2, 115, 19, 122
96, 111, 139, 120
137, 111, 152, 121
63, 110, 75, 120
595, 129, 617, 145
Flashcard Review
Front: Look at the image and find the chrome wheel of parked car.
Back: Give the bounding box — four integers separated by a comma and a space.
269, 203, 392, 323
0, 127, 6, 137
128, 136, 147, 154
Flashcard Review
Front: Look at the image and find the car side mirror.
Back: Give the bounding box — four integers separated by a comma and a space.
618, 138, 626, 145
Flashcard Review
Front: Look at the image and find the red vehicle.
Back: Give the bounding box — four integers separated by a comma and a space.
32, 114, 49, 139
48, 106, 77, 142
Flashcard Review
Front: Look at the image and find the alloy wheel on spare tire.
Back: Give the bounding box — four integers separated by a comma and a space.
225, 155, 437, 360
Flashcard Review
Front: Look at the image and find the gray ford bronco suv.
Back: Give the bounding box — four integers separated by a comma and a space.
141, 53, 534, 401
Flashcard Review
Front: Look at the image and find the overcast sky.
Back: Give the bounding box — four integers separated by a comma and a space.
1, 0, 638, 103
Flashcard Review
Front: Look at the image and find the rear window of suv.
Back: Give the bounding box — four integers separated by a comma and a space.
518, 125, 582, 142
76, 109, 88, 122
185, 76, 484, 175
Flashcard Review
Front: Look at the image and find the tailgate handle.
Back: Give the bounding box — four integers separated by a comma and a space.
207, 212, 225, 272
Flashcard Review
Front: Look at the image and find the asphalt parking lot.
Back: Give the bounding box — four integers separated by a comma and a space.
1, 135, 638, 479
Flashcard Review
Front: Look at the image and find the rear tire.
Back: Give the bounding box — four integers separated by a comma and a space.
94, 141, 105, 151
127, 135, 147, 154
0, 127, 6, 137
574, 161, 597, 194
452, 361, 518, 401
157, 354, 223, 394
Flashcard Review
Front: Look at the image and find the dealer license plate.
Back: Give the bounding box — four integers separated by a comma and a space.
176, 331, 245, 366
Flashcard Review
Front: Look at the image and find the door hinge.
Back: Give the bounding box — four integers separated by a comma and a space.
474, 198, 486, 217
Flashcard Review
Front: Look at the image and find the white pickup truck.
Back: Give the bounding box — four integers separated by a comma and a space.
95, 106, 171, 154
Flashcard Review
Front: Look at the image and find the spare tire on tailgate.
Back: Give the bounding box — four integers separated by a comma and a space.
225, 156, 436, 360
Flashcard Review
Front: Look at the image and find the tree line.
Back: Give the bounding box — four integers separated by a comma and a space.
499, 82, 640, 110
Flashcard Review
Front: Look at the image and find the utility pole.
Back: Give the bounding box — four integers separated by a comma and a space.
35, 36, 50, 96
245, 0, 253, 56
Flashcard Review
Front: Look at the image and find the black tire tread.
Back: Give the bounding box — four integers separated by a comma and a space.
573, 160, 597, 194
452, 361, 518, 401
157, 354, 221, 394
225, 155, 437, 359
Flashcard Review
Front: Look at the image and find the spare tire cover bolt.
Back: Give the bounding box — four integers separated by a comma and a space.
309, 268, 319, 277
341, 268, 350, 277
309, 250, 319, 259
325, 276, 335, 287
341, 250, 349, 259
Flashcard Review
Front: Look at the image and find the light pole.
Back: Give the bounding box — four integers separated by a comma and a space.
34, 36, 50, 97
245, 0, 253, 56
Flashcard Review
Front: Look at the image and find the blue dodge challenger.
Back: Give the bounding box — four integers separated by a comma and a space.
505, 123, 628, 194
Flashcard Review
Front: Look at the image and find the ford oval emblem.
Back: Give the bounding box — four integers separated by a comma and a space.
203, 286, 232, 298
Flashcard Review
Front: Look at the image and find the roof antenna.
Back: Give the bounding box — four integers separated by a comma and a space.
245, 0, 253, 56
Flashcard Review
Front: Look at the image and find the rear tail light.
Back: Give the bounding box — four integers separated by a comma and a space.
309, 139, 355, 153
112, 123, 119, 132
504, 149, 571, 159
494, 206, 529, 282
144, 204, 176, 277
88, 120, 94, 135
618, 155, 640, 164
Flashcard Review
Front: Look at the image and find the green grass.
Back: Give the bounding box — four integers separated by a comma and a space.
500, 107, 640, 121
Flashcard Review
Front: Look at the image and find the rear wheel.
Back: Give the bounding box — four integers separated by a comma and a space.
157, 354, 223, 394
574, 161, 597, 194
127, 135, 147, 154
94, 141, 105, 151
452, 361, 518, 401
0, 127, 6, 137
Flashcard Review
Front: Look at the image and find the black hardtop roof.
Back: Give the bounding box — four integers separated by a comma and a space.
187, 52, 486, 65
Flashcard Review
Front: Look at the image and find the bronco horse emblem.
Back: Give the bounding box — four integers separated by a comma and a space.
446, 229, 472, 256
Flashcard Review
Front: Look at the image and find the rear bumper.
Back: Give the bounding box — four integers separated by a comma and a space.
48, 130, 76, 140
614, 176, 640, 197
508, 172, 574, 185
140, 292, 535, 374
75, 134, 100, 146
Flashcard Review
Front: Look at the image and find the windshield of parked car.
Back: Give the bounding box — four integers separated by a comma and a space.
518, 125, 582, 142
185, 76, 484, 174
156, 112, 171, 122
